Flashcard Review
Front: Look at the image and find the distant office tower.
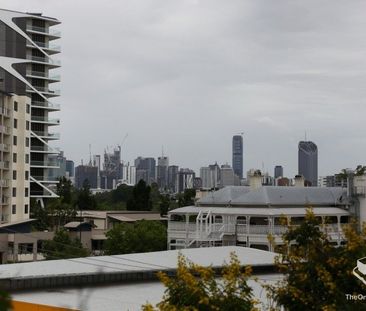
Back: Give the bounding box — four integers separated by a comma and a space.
177, 168, 195, 193
220, 164, 235, 187
232, 135, 243, 179
0, 9, 62, 211
66, 160, 74, 178
168, 165, 179, 193
121, 163, 136, 185
93, 155, 101, 188
135, 157, 156, 185
49, 151, 66, 179
101, 147, 122, 189
200, 163, 220, 189
75, 165, 98, 189
157, 156, 169, 190
274, 166, 283, 179
298, 141, 318, 187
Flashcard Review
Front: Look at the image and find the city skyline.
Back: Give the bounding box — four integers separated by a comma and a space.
4, 1, 366, 178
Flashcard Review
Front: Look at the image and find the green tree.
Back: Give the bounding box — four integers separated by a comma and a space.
42, 229, 89, 260
0, 290, 11, 311
177, 188, 196, 207
30, 198, 49, 231
159, 194, 170, 216
76, 179, 97, 210
47, 198, 77, 229
143, 253, 257, 311
268, 209, 366, 311
126, 180, 152, 211
104, 220, 166, 255
56, 176, 74, 204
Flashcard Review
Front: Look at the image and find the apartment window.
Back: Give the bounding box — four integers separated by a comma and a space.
12, 205, 16, 215
26, 121, 29, 130
25, 188, 28, 197
24, 204, 29, 214
13, 153, 17, 163
25, 137, 29, 147
13, 135, 17, 146
14, 102, 18, 111
26, 104, 30, 114
25, 154, 29, 164
14, 119, 17, 129
12, 187, 16, 197
25, 171, 29, 180
12, 170, 16, 180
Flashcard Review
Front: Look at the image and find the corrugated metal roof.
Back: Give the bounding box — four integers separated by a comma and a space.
198, 186, 348, 206
169, 206, 350, 217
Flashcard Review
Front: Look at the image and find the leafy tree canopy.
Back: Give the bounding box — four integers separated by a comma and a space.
104, 220, 166, 255
143, 252, 257, 311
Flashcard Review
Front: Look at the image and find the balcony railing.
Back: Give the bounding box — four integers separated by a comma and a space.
31, 160, 59, 167
30, 146, 60, 153
31, 175, 60, 182
27, 40, 61, 52
0, 161, 9, 170
32, 101, 60, 110
0, 180, 9, 187
31, 116, 60, 124
0, 107, 10, 117
32, 131, 60, 139
0, 144, 9, 152
1, 214, 9, 223
26, 26, 61, 37
0, 196, 9, 205
26, 55, 61, 66
0, 125, 10, 135
26, 86, 60, 96
26, 70, 61, 81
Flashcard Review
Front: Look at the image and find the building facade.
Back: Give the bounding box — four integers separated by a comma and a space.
274, 165, 283, 179
232, 135, 243, 179
298, 141, 318, 186
75, 165, 98, 189
177, 168, 195, 193
157, 156, 169, 190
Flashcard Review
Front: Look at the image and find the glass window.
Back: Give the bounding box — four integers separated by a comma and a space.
12, 170, 16, 180
24, 204, 29, 214
12, 187, 16, 197
25, 188, 28, 197
26, 104, 30, 114
25, 137, 29, 147
14, 119, 17, 128
26, 121, 30, 131
25, 171, 29, 180
13, 153, 17, 163
25, 154, 29, 164
12, 205, 16, 214
14, 101, 18, 111
13, 136, 17, 146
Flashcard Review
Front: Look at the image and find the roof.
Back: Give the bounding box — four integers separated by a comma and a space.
198, 186, 348, 206
77, 210, 164, 220
0, 246, 277, 280
108, 213, 166, 222
169, 206, 350, 217
64, 222, 91, 229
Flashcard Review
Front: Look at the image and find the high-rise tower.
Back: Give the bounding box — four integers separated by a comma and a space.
0, 9, 61, 217
298, 141, 318, 187
232, 135, 243, 179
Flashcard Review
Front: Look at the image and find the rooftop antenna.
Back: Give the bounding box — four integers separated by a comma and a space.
89, 144, 92, 166
305, 131, 307, 141
161, 145, 164, 158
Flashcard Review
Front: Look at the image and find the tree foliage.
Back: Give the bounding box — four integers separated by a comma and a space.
76, 179, 96, 210
143, 252, 258, 311
177, 188, 196, 207
42, 229, 89, 260
268, 209, 366, 311
104, 220, 166, 255
126, 180, 152, 211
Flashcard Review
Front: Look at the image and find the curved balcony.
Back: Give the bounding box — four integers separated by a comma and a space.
26, 26, 61, 39
31, 160, 59, 168
26, 70, 61, 83
26, 41, 61, 54
30, 146, 60, 154
30, 175, 60, 183
0, 196, 9, 205
31, 131, 60, 140
0, 179, 10, 187
31, 101, 60, 111
26, 86, 60, 98
31, 116, 60, 125
26, 55, 61, 68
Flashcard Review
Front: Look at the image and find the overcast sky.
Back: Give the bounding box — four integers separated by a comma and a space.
2, 0, 366, 177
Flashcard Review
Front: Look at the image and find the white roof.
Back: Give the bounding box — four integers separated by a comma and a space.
198, 186, 348, 206
13, 274, 281, 311
169, 206, 350, 217
0, 246, 277, 280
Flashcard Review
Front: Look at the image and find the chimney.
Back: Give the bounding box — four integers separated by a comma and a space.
294, 175, 305, 187
250, 170, 262, 190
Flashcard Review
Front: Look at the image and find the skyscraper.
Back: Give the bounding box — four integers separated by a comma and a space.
298, 141, 318, 187
0, 9, 61, 221
157, 156, 169, 190
232, 135, 243, 179
274, 165, 284, 179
